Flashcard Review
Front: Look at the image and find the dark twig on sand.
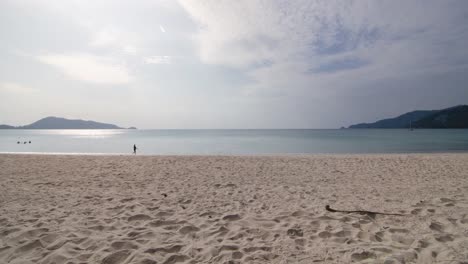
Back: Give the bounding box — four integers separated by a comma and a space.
325, 205, 405, 216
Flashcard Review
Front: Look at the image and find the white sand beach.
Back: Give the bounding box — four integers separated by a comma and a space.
1, 154, 468, 263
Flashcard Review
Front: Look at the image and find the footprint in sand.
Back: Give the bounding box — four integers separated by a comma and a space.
219, 245, 240, 251
391, 234, 414, 246
140, 259, 157, 264
88, 225, 116, 231
223, 214, 241, 221
212, 244, 241, 258
120, 198, 135, 203
429, 221, 444, 232
101, 249, 132, 264
0, 245, 11, 255
14, 228, 49, 241
373, 231, 385, 242
14, 239, 43, 253
45, 239, 69, 250
389, 228, 410, 234
294, 238, 306, 247
145, 245, 183, 254
162, 254, 190, 264
155, 210, 174, 217
287, 227, 304, 238
371, 247, 393, 254
178, 225, 200, 235
434, 234, 454, 242
350, 251, 376, 262
440, 197, 454, 203
209, 225, 229, 237
242, 246, 272, 253
149, 219, 178, 227
110, 241, 138, 250
228, 232, 244, 241
318, 231, 331, 239
232, 251, 243, 259
333, 230, 351, 237
415, 239, 430, 249
385, 251, 417, 264
1, 228, 21, 237
128, 214, 152, 222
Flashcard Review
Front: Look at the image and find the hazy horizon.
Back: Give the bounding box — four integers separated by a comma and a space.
1, 105, 466, 130
1, 1, 468, 129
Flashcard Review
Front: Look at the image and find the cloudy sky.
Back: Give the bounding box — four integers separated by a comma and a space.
1, 0, 467, 128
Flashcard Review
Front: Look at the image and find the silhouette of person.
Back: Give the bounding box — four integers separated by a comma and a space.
133, 144, 137, 154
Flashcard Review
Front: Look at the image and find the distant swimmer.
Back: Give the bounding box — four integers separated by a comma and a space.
29, 141, 31, 144
17, 141, 20, 144
133, 144, 138, 154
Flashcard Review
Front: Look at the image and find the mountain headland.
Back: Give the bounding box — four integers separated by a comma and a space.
0, 116, 134, 129
349, 105, 468, 129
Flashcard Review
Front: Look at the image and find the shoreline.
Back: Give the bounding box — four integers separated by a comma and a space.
2, 150, 468, 157
1, 153, 468, 263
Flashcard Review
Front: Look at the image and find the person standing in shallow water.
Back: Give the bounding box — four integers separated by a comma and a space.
133, 144, 137, 154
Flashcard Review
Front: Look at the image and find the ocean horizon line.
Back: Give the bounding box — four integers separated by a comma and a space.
2, 129, 468, 155
2, 150, 468, 156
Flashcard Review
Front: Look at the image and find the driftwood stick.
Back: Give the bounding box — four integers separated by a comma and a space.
325, 205, 405, 216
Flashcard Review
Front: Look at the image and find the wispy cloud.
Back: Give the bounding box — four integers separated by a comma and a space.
144, 55, 172, 64
312, 58, 369, 74
0, 82, 37, 94
123, 45, 137, 54
1, 0, 468, 128
179, 0, 468, 91
37, 54, 132, 84
90, 29, 119, 47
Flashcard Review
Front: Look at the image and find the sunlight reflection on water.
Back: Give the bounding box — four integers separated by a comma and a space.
1, 129, 468, 155
36, 129, 124, 138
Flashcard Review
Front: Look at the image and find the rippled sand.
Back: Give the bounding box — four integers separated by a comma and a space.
1, 154, 468, 263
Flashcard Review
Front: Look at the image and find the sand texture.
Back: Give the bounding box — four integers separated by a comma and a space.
1, 154, 468, 263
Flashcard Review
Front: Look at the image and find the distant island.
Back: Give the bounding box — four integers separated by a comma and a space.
0, 116, 135, 129
348, 105, 468, 129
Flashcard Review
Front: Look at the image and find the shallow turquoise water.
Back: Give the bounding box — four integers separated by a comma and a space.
0, 129, 467, 155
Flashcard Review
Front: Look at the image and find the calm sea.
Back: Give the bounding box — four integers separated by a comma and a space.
0, 129, 467, 155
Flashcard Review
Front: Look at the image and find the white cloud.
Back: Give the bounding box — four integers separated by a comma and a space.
179, 0, 468, 92
2, 0, 468, 128
90, 29, 119, 47
144, 55, 172, 64
90, 28, 139, 56
0, 82, 37, 94
37, 54, 132, 84
123, 45, 137, 54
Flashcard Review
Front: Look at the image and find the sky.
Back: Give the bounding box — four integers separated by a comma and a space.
1, 0, 468, 129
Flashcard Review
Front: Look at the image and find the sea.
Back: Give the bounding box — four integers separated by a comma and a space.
0, 129, 467, 155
